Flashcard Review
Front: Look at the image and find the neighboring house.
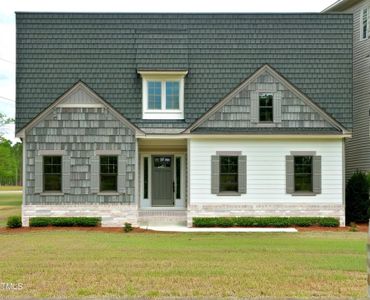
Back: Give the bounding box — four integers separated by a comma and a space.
323, 0, 370, 178
16, 13, 352, 227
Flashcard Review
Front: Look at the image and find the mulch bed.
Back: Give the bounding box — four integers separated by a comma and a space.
296, 223, 368, 232
0, 223, 368, 233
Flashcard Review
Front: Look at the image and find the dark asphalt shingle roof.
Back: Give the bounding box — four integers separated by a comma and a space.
16, 13, 353, 132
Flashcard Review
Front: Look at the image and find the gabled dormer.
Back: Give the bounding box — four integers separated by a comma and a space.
138, 71, 187, 120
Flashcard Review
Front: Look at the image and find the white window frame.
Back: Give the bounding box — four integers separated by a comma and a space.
139, 71, 187, 120
360, 6, 369, 41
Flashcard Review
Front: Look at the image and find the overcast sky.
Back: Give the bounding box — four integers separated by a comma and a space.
0, 0, 338, 141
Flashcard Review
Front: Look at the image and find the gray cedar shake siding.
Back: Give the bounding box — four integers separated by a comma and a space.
194, 69, 339, 132
25, 106, 136, 204
16, 13, 352, 133
324, 0, 370, 178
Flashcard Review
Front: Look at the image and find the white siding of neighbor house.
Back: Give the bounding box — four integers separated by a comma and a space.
189, 138, 343, 204
337, 0, 370, 178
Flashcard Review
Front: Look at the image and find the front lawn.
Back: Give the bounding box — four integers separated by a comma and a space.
0, 192, 22, 227
0, 230, 366, 298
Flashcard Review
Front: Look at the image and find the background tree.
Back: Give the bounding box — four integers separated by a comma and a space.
0, 112, 22, 186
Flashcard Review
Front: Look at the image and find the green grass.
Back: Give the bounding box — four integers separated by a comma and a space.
0, 192, 22, 227
0, 186, 22, 191
0, 231, 366, 298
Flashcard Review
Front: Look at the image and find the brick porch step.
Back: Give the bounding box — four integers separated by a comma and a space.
138, 209, 187, 227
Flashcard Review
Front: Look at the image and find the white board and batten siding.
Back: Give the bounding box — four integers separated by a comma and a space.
189, 138, 343, 204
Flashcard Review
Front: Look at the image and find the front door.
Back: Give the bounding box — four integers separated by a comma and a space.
151, 155, 174, 206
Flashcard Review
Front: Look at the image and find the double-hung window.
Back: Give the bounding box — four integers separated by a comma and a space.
43, 156, 62, 192
294, 156, 313, 192
140, 71, 186, 119
259, 94, 273, 122
100, 156, 118, 192
219, 156, 239, 192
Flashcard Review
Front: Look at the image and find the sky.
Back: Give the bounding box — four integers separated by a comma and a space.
0, 0, 338, 142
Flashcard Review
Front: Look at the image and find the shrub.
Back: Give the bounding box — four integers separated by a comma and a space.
349, 222, 358, 232
192, 217, 339, 228
6, 216, 22, 228
29, 217, 101, 227
123, 222, 133, 232
346, 171, 370, 223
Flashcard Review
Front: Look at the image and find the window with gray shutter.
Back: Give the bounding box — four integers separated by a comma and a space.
117, 155, 126, 193
312, 156, 321, 194
286, 155, 294, 194
34, 155, 43, 193
238, 155, 247, 194
211, 155, 220, 194
62, 156, 71, 193
273, 92, 282, 123
90, 156, 99, 193
250, 91, 258, 123
286, 154, 321, 195
212, 154, 247, 195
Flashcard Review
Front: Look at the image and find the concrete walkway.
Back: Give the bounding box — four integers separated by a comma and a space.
0, 190, 22, 194
143, 225, 298, 233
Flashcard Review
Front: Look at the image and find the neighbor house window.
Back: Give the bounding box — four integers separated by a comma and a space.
362, 7, 369, 40
43, 156, 62, 192
100, 156, 118, 192
140, 71, 186, 119
219, 156, 238, 192
259, 94, 273, 122
294, 156, 313, 192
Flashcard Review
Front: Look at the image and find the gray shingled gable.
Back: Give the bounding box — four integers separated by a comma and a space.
189, 65, 346, 133
16, 13, 353, 132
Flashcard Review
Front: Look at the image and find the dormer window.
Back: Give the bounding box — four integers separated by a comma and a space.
139, 71, 187, 119
259, 93, 273, 122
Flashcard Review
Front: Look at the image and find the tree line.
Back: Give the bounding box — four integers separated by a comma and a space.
0, 112, 22, 186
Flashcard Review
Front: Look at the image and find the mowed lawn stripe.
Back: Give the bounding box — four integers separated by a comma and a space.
0, 231, 366, 298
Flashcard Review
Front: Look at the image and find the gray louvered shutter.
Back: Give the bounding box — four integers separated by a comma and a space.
286, 155, 294, 194
90, 156, 99, 193
211, 155, 220, 194
117, 155, 126, 193
34, 155, 43, 193
250, 91, 259, 123
238, 155, 247, 194
312, 156, 322, 194
273, 92, 282, 123
62, 156, 71, 194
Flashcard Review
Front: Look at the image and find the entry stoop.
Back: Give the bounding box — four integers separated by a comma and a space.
138, 209, 187, 227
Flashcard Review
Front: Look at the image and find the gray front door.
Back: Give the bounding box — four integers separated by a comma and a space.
151, 155, 174, 206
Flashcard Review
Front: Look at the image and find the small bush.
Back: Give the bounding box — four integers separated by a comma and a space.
346, 171, 370, 223
6, 216, 22, 228
349, 222, 358, 232
192, 217, 339, 228
29, 217, 101, 227
123, 222, 133, 232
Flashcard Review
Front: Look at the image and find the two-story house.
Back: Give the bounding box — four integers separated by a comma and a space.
324, 0, 370, 178
16, 13, 352, 227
